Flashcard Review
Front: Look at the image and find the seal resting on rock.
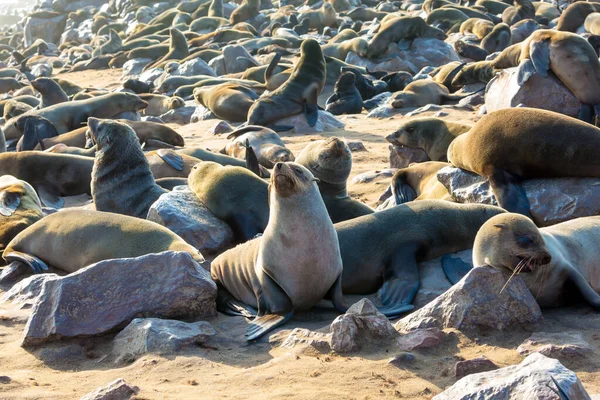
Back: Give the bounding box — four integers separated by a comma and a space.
211, 162, 348, 340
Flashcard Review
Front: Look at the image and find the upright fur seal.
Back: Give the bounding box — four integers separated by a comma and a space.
296, 137, 374, 223
325, 71, 364, 115
88, 118, 166, 218
447, 108, 600, 216
247, 39, 325, 128
211, 162, 347, 340
444, 213, 600, 309
30, 78, 68, 108
143, 28, 189, 71
386, 117, 472, 161
3, 209, 207, 274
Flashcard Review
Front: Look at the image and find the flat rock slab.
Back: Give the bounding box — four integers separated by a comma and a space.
397, 328, 444, 351
0, 274, 60, 309
434, 353, 591, 400
280, 328, 332, 353
274, 110, 345, 133
395, 267, 542, 333
22, 251, 217, 346
80, 378, 138, 400
518, 331, 593, 359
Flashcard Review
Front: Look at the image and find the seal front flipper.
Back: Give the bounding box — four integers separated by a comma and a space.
567, 266, 600, 309
246, 272, 294, 341
36, 185, 65, 209
517, 59, 538, 86
3, 251, 49, 274
528, 39, 550, 79
244, 139, 261, 177
378, 249, 419, 318
488, 169, 531, 217
392, 174, 417, 204
441, 255, 472, 284
304, 101, 319, 127
246, 312, 293, 341
216, 289, 257, 318
328, 274, 349, 313
157, 149, 184, 171
0, 189, 21, 216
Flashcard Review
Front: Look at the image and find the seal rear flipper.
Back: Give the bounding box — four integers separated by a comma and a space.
246, 272, 294, 341
156, 149, 184, 171
488, 169, 531, 217
36, 185, 65, 209
304, 101, 319, 127
328, 274, 349, 313
391, 174, 417, 205
226, 125, 264, 140
216, 289, 257, 318
264, 53, 282, 83
0, 189, 21, 216
144, 138, 176, 150
517, 59, 538, 86
246, 312, 293, 341
568, 267, 600, 309
244, 139, 262, 177
441, 255, 472, 285
378, 249, 419, 318
268, 125, 295, 132
3, 251, 49, 274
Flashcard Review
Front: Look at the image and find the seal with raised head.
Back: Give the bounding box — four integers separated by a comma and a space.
0, 175, 44, 261
337, 200, 505, 316
451, 61, 496, 86
296, 137, 374, 223
189, 161, 269, 241
30, 78, 68, 108
443, 213, 600, 310
325, 71, 364, 115
222, 125, 294, 168
230, 0, 260, 24
211, 162, 347, 340
3, 209, 207, 274
447, 108, 600, 217
386, 117, 472, 161
88, 117, 166, 219
143, 28, 189, 71
247, 38, 326, 128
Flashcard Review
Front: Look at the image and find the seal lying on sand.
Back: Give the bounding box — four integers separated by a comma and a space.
211, 162, 347, 340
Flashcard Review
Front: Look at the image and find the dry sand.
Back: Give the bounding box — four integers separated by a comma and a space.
1, 69, 599, 400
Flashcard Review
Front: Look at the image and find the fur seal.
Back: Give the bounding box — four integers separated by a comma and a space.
88, 118, 166, 218
460, 18, 494, 38
189, 161, 269, 241
337, 200, 505, 316
16, 115, 58, 152
367, 16, 446, 59
323, 37, 369, 60
3, 100, 31, 120
0, 175, 44, 261
557, 2, 600, 32
5, 93, 148, 140
451, 61, 496, 86
211, 162, 347, 340
502, 0, 535, 25
481, 22, 511, 53
247, 38, 325, 128
0, 78, 23, 94
445, 213, 600, 310
585, 12, 600, 35
143, 28, 189, 71
386, 117, 472, 161
30, 78, 68, 108
325, 71, 364, 115
194, 83, 260, 122
296, 137, 374, 223
230, 0, 260, 24
298, 2, 337, 31
382, 71, 414, 93
454, 40, 488, 61
510, 19, 539, 44
447, 108, 600, 216
3, 209, 207, 274
146, 149, 202, 179
429, 61, 465, 92
390, 80, 469, 109
222, 126, 294, 168
138, 94, 185, 116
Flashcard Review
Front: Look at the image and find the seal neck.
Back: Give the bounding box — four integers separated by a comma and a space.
318, 181, 348, 198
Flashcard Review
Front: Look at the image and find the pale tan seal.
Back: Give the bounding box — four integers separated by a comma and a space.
298, 2, 337, 31
194, 83, 260, 122
3, 209, 207, 274
557, 2, 600, 32
211, 162, 347, 340
390, 80, 470, 109
138, 94, 185, 117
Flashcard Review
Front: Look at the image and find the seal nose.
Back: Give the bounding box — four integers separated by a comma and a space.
275, 162, 282, 170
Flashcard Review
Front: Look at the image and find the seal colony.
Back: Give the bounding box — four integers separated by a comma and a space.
1, 0, 600, 397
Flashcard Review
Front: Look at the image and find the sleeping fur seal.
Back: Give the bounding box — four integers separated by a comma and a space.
222, 125, 294, 168
390, 80, 471, 109
211, 162, 347, 340
3, 209, 207, 274
194, 83, 260, 122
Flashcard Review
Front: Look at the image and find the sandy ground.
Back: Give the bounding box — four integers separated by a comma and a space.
1, 69, 600, 400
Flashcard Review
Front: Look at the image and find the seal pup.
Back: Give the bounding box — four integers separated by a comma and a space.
296, 137, 374, 223
447, 108, 600, 216
222, 126, 294, 169
390, 80, 472, 109
211, 162, 347, 340
16, 115, 58, 152
444, 213, 600, 310
246, 38, 326, 128
386, 118, 472, 161
138, 94, 185, 116
337, 200, 505, 316
3, 209, 207, 274
88, 118, 166, 219
325, 71, 364, 115
189, 161, 269, 241
0, 175, 44, 261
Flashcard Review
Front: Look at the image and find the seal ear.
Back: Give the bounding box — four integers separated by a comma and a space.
0, 189, 21, 216
312, 177, 320, 183
493, 223, 507, 229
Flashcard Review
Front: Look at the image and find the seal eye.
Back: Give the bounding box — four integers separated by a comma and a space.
516, 235, 534, 247
406, 127, 415, 133
293, 167, 303, 176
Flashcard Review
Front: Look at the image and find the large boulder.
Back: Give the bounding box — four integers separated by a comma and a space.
0, 274, 60, 309
22, 251, 217, 346
395, 267, 542, 333
222, 45, 259, 74
121, 58, 152, 78
433, 353, 591, 400
273, 110, 345, 133
396, 38, 461, 72
147, 187, 234, 256
346, 52, 417, 74
485, 68, 581, 118
437, 166, 600, 226
24, 13, 67, 46
175, 58, 216, 77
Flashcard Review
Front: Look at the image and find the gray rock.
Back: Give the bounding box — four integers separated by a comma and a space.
147, 187, 234, 256
395, 267, 542, 333
175, 58, 216, 77
397, 328, 444, 351
389, 352, 415, 365
397, 38, 461, 72
209, 120, 233, 135
32, 63, 52, 78
159, 106, 197, 125
280, 328, 332, 353
273, 110, 344, 133
389, 144, 429, 169
366, 103, 402, 119
0, 274, 60, 309
454, 356, 498, 378
413, 251, 469, 309
413, 66, 437, 80
363, 92, 392, 110
24, 14, 67, 46
347, 141, 367, 152
346, 52, 417, 73
121, 58, 152, 78
112, 111, 141, 121
0, 376, 11, 384
138, 67, 163, 85
436, 166, 496, 205
0, 262, 32, 289
112, 318, 215, 360
330, 298, 398, 353
80, 378, 138, 400
208, 55, 226, 76
485, 68, 581, 118
190, 105, 216, 123
22, 251, 216, 346
517, 331, 594, 359
433, 353, 591, 400
222, 45, 259, 74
